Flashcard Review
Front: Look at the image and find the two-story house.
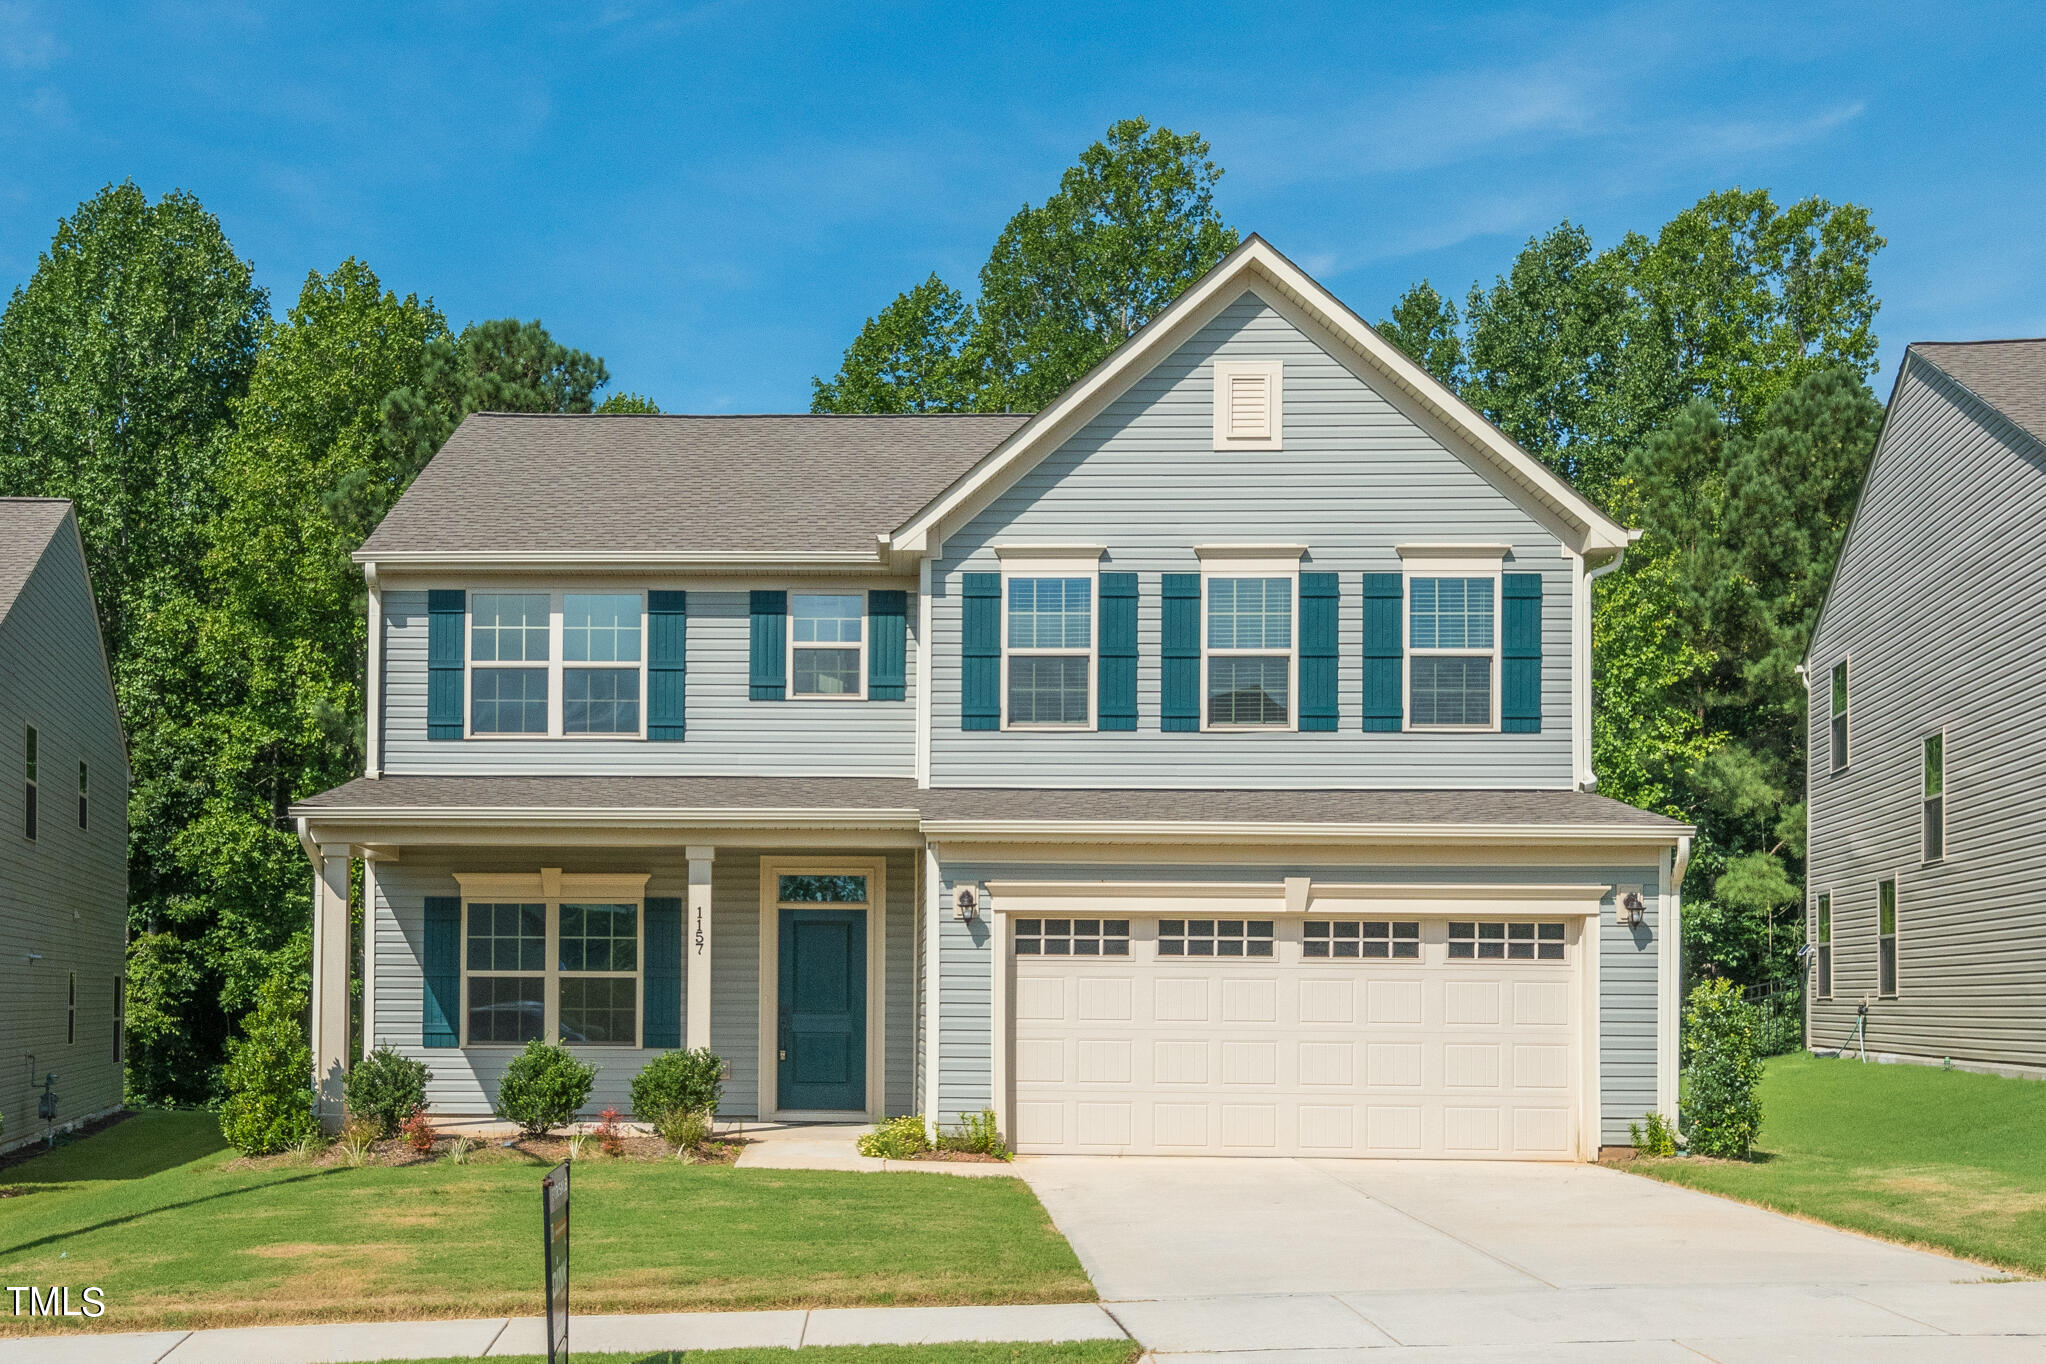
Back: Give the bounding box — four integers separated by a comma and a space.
294, 238, 1690, 1160
1805, 339, 2046, 1073
1, 498, 130, 1153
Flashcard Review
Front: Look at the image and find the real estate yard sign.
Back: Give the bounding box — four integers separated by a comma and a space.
542, 1161, 570, 1362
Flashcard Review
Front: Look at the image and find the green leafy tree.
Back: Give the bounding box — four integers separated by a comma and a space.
1374, 280, 1465, 389
595, 391, 661, 413
218, 971, 319, 1155
1681, 978, 1765, 1158
812, 274, 974, 413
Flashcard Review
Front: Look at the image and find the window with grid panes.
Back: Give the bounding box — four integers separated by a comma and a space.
1205, 577, 1292, 726
1006, 577, 1092, 725
1447, 921, 1565, 960
1012, 917, 1130, 956
470, 593, 550, 733
563, 594, 641, 733
1303, 920, 1420, 959
1409, 577, 1495, 727
466, 902, 546, 1043
1923, 733, 1945, 861
558, 903, 638, 1044
792, 594, 864, 696
1157, 918, 1275, 957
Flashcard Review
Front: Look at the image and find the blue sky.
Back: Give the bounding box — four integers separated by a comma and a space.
3, 2, 2041, 411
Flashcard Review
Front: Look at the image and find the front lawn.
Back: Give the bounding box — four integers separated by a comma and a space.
1636, 1050, 2046, 1273
359, 1346, 1136, 1364
0, 1111, 1093, 1335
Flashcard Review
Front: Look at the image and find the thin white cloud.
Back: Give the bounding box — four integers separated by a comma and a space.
0, 1, 60, 71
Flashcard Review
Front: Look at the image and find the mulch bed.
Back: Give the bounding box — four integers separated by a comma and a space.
232, 1130, 748, 1171
901, 1148, 1010, 1164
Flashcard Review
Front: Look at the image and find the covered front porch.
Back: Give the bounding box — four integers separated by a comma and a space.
293, 776, 927, 1127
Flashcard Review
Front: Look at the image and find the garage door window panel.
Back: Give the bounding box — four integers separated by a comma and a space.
1159, 918, 1275, 958
1448, 921, 1565, 961
1305, 920, 1420, 959
1013, 917, 1129, 956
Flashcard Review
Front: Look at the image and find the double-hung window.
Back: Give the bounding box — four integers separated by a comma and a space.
1878, 879, 1898, 998
1829, 660, 1849, 772
1923, 732, 1945, 862
23, 724, 36, 841
1006, 576, 1093, 726
469, 592, 646, 736
462, 885, 644, 1047
77, 761, 88, 830
1408, 576, 1497, 728
1205, 577, 1294, 727
791, 594, 864, 698
1814, 892, 1832, 998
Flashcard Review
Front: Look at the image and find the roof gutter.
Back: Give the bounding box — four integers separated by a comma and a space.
919, 818, 1694, 846
352, 550, 890, 572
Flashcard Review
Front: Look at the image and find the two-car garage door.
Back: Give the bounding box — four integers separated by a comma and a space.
1008, 913, 1583, 1159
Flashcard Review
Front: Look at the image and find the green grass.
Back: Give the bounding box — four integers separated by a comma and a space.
355, 1346, 1137, 1364
0, 1111, 1093, 1335
1636, 1051, 2046, 1273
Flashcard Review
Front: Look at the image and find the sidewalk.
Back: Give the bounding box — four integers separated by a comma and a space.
7, 1302, 1127, 1364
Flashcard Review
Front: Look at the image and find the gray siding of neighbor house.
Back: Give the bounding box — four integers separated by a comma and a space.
1806, 356, 2046, 1066
934, 857, 1664, 1145
372, 846, 914, 1117
0, 525, 129, 1149
928, 289, 1577, 789
380, 586, 917, 778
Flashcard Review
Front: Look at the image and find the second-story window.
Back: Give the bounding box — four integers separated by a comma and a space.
1878, 879, 1898, 998
1006, 577, 1092, 726
469, 592, 646, 737
1922, 732, 1945, 862
1409, 576, 1496, 728
1830, 660, 1849, 772
1815, 892, 1832, 997
790, 594, 864, 698
471, 593, 550, 734
77, 761, 87, 830
564, 594, 642, 734
1206, 576, 1293, 727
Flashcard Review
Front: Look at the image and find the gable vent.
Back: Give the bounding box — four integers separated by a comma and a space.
1213, 361, 1283, 450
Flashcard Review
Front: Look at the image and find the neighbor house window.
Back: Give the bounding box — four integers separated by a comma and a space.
470, 593, 550, 735
23, 724, 36, 841
464, 897, 642, 1047
113, 977, 124, 1063
67, 971, 76, 1045
563, 594, 642, 734
790, 594, 864, 698
1815, 893, 1832, 997
1878, 879, 1898, 998
1830, 660, 1849, 772
1923, 733, 1945, 862
1409, 577, 1496, 728
1006, 577, 1093, 726
1205, 577, 1293, 726
77, 761, 87, 830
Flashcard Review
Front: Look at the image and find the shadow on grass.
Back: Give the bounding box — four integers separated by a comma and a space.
6, 1109, 231, 1186
0, 1166, 345, 1260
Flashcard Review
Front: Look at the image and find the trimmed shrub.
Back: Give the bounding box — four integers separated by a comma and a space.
346, 1047, 431, 1138
658, 1106, 714, 1156
1682, 978, 1765, 1158
495, 1040, 599, 1137
629, 1047, 723, 1124
1630, 1111, 1678, 1157
857, 1113, 932, 1159
219, 972, 320, 1156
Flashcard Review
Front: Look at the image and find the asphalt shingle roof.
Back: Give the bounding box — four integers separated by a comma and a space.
357, 413, 1030, 557
1912, 340, 2046, 447
0, 498, 71, 623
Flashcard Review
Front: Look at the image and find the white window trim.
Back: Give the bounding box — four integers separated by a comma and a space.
1878, 877, 1900, 999
997, 550, 1102, 731
787, 591, 868, 701
1196, 547, 1303, 732
1399, 549, 1504, 733
1922, 727, 1946, 864
454, 870, 651, 1049
1829, 656, 1850, 773
1814, 891, 1833, 999
756, 855, 888, 1121
464, 589, 650, 739
1212, 360, 1283, 450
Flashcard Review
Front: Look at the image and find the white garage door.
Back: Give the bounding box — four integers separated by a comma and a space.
1008, 914, 1583, 1159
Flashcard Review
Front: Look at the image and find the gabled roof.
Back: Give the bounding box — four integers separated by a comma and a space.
356, 413, 1027, 566
890, 235, 1635, 557
1910, 339, 2046, 447
0, 498, 72, 622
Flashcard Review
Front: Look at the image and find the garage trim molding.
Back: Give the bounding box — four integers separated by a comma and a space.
984, 878, 1612, 918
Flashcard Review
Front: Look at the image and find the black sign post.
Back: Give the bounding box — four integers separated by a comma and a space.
541, 1161, 570, 1363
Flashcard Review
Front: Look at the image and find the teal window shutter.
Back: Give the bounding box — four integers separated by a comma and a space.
1098, 572, 1138, 731
1161, 573, 1201, 732
868, 589, 907, 700
422, 896, 460, 1048
1502, 572, 1542, 733
1299, 572, 1339, 731
1362, 573, 1403, 732
643, 897, 683, 1050
749, 590, 787, 700
648, 590, 687, 740
961, 573, 1000, 730
427, 590, 465, 740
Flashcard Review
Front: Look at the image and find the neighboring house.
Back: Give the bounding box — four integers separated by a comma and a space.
293, 237, 1690, 1160
1804, 339, 2046, 1073
0, 498, 129, 1153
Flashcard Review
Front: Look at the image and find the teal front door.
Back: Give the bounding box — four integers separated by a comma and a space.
778, 909, 866, 1111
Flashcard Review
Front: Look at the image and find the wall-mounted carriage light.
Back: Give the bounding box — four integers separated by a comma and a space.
1618, 891, 1646, 929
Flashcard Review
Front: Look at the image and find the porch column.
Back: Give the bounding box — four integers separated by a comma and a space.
686, 846, 715, 1050
309, 847, 353, 1131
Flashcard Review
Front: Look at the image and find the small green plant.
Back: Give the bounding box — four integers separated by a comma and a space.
218, 971, 321, 1156
494, 1040, 599, 1137
337, 1119, 376, 1167
857, 1113, 932, 1160
939, 1108, 1008, 1158
445, 1134, 473, 1165
1683, 977, 1766, 1159
566, 1130, 593, 1161
291, 1131, 325, 1163
345, 1047, 431, 1138
1630, 1111, 1679, 1157
656, 1106, 714, 1157
630, 1048, 724, 1125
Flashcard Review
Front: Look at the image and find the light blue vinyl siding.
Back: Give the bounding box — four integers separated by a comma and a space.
373, 846, 915, 1117
935, 856, 1664, 1147
0, 516, 129, 1149
381, 587, 916, 776
929, 290, 1574, 787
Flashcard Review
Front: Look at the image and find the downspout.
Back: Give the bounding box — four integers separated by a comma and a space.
1578, 545, 1629, 791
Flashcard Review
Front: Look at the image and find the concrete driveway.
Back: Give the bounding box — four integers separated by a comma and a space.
1018, 1156, 2046, 1361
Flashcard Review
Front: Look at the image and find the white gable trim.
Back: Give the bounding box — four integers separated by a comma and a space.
892, 235, 1634, 558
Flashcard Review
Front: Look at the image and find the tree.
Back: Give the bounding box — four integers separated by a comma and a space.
811, 274, 973, 413
1375, 280, 1465, 389
218, 970, 319, 1156
596, 391, 661, 413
